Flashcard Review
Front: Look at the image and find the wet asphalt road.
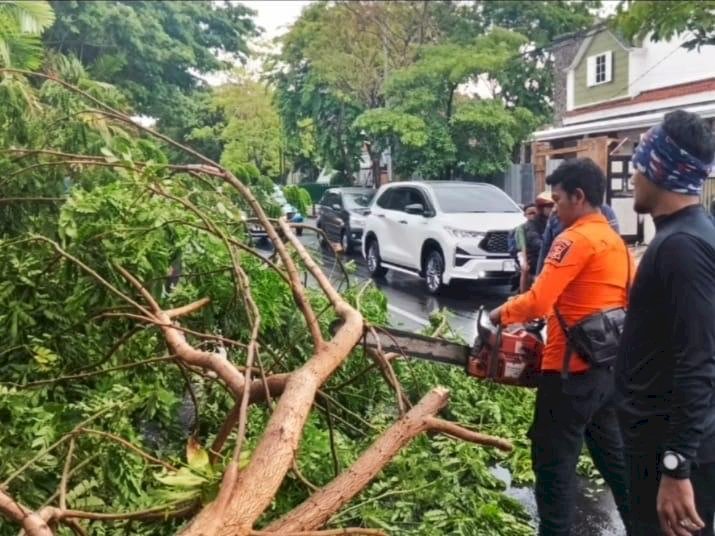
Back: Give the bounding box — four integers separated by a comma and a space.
263, 224, 626, 535
297, 228, 507, 340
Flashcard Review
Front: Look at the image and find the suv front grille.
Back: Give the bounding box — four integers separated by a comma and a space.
480, 231, 509, 254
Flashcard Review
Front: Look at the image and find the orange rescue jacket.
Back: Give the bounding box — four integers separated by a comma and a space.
501, 212, 635, 373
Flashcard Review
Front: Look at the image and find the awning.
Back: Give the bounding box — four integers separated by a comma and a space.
532, 102, 715, 142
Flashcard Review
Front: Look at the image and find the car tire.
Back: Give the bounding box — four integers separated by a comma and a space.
317, 224, 327, 248
424, 249, 445, 295
366, 239, 388, 278
340, 229, 353, 254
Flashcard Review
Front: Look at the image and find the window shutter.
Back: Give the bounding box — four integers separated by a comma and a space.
604, 51, 613, 83
586, 55, 596, 87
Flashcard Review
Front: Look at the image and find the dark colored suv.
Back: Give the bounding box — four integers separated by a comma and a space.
316, 187, 374, 253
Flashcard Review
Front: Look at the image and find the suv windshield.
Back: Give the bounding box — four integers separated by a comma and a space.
344, 192, 373, 210
431, 184, 519, 213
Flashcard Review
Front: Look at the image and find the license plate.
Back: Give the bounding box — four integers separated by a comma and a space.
502, 259, 516, 272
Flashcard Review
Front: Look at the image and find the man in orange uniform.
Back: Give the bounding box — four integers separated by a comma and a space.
490, 158, 632, 535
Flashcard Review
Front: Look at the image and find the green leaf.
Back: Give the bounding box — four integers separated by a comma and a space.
186, 436, 210, 472
155, 467, 208, 489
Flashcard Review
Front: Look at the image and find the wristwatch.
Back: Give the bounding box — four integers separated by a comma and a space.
662, 450, 691, 479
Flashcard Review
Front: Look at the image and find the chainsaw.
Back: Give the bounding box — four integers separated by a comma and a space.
349, 307, 545, 388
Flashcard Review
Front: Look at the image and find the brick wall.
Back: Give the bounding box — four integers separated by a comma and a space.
550, 37, 583, 126
565, 77, 715, 118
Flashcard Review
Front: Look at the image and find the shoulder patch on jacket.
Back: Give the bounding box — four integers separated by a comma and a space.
546, 238, 574, 264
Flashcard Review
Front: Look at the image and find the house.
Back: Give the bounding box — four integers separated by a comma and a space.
529, 23, 715, 243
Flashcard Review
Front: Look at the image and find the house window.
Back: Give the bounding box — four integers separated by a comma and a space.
595, 54, 607, 83
587, 51, 612, 87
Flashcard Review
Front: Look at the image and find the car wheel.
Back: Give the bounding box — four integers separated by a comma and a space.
424, 249, 445, 295
340, 229, 352, 254
318, 225, 327, 247
366, 239, 388, 278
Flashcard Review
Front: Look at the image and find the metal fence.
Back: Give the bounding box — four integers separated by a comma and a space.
502, 164, 535, 205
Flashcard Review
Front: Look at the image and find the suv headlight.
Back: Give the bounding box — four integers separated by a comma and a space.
445, 226, 485, 240
350, 214, 367, 228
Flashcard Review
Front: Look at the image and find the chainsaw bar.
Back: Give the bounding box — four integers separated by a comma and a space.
355, 324, 470, 368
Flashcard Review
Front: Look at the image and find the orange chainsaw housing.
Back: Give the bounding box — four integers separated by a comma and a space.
467, 325, 544, 388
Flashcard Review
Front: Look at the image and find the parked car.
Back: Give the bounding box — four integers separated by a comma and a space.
362, 181, 525, 294
316, 187, 374, 253
249, 185, 304, 242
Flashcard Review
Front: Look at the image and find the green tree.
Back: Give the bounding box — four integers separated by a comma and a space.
442, 1, 600, 121
617, 0, 715, 50
209, 73, 285, 180
271, 1, 446, 183
0, 1, 55, 69
271, 3, 361, 181
43, 1, 258, 123
377, 29, 536, 179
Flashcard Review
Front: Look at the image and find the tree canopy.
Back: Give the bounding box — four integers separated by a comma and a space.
43, 1, 258, 122
0, 1, 55, 69
272, 1, 599, 182
213, 72, 285, 180
617, 0, 715, 50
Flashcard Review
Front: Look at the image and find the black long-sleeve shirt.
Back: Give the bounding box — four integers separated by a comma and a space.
616, 205, 715, 464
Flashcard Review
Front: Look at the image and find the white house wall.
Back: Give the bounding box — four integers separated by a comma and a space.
631, 36, 715, 96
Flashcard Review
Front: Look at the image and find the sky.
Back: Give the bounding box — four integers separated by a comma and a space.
240, 1, 621, 42
240, 1, 313, 41
217, 0, 621, 85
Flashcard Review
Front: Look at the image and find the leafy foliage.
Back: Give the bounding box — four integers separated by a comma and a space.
450, 1, 601, 122
44, 1, 258, 121
272, 1, 592, 180
616, 0, 715, 50
283, 185, 312, 217
376, 29, 534, 179
213, 73, 285, 180
0, 1, 55, 69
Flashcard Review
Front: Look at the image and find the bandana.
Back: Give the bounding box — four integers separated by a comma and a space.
631, 125, 713, 196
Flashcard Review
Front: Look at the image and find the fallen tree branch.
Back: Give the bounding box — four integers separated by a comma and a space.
180, 222, 364, 535
59, 437, 76, 511
76, 428, 178, 472
424, 417, 513, 452
251, 530, 386, 536
267, 387, 511, 532
116, 265, 246, 398
3, 355, 176, 389
2, 404, 118, 488
265, 388, 450, 532
0, 489, 53, 536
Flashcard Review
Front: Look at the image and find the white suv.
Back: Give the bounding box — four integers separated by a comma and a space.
362, 181, 525, 294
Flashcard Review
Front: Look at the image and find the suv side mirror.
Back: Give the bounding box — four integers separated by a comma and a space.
405, 203, 425, 215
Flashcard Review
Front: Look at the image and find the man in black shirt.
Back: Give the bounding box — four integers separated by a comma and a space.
518, 192, 553, 292
617, 110, 715, 536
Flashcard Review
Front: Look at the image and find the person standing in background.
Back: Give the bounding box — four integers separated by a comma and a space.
519, 193, 553, 291
537, 202, 619, 275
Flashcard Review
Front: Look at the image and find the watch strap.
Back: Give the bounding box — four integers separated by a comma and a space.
662, 451, 691, 479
